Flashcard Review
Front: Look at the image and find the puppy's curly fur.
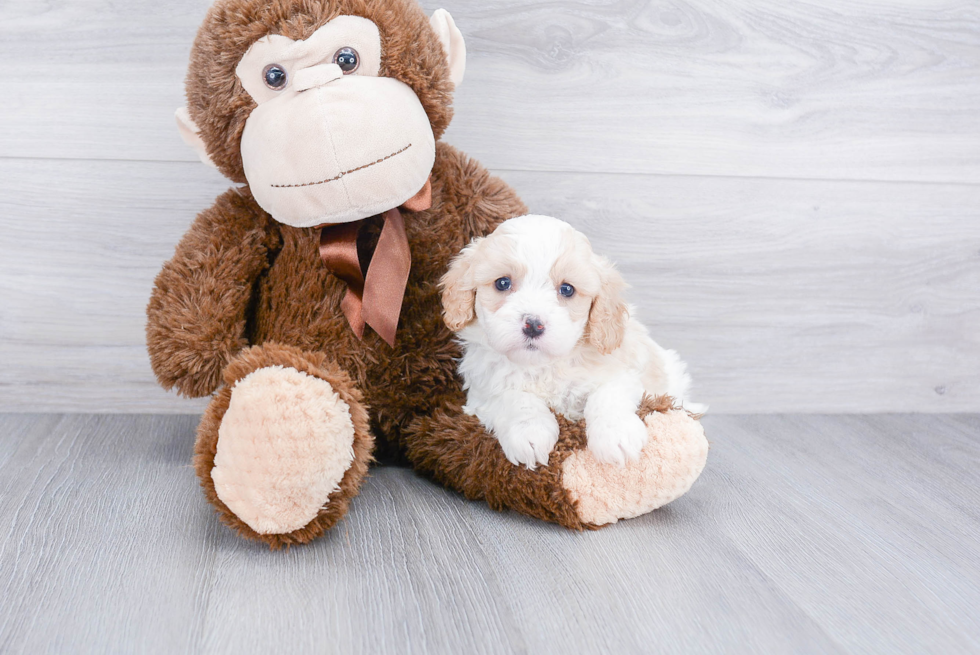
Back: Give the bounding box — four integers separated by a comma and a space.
440, 215, 703, 469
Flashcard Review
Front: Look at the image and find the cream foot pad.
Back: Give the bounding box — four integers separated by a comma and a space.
562, 410, 709, 526
211, 365, 356, 534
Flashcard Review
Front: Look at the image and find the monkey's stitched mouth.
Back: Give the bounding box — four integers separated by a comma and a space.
270, 144, 413, 189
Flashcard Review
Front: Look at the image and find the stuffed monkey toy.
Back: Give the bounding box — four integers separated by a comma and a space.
147, 0, 709, 548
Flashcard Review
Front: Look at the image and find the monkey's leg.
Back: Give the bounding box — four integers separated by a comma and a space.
406, 395, 708, 529
194, 343, 373, 548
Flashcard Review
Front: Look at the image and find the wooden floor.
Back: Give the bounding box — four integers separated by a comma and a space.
1, 413, 977, 654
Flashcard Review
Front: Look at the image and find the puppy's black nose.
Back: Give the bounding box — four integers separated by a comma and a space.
522, 316, 545, 339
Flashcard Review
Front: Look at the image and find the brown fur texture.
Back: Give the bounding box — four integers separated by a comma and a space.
194, 342, 374, 549
409, 393, 682, 530
146, 189, 279, 397
154, 138, 535, 544
149, 0, 705, 546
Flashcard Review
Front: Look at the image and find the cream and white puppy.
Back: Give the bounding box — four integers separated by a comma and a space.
440, 215, 705, 469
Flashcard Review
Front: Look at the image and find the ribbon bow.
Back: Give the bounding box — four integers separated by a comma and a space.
318, 178, 431, 346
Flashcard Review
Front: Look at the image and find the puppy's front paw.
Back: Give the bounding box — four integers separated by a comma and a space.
587, 412, 649, 466
497, 414, 560, 469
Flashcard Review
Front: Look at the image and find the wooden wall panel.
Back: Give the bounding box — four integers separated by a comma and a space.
509, 171, 980, 412
1, 160, 977, 412
1, 1, 977, 182
0, 0, 977, 412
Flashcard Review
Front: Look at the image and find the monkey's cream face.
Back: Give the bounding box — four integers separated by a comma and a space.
236, 16, 436, 227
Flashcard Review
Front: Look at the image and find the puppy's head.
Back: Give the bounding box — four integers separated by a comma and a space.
440, 215, 628, 364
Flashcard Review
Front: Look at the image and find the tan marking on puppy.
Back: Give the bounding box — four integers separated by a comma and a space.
474, 237, 526, 315
475, 282, 511, 314
439, 238, 480, 331
441, 232, 527, 331
549, 231, 600, 323
586, 256, 629, 354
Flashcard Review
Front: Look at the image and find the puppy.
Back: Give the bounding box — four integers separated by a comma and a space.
440, 214, 705, 469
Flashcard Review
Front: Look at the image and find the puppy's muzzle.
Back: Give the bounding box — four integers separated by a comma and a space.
522, 315, 545, 339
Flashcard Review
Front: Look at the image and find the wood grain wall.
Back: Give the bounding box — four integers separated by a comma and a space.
0, 0, 977, 413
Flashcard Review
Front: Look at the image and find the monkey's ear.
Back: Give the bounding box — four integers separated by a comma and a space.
429, 9, 466, 88
175, 107, 218, 170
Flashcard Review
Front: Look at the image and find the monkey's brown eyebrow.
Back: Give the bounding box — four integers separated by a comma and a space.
270, 144, 412, 188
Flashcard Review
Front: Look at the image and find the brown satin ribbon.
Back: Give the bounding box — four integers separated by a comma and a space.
318, 177, 432, 346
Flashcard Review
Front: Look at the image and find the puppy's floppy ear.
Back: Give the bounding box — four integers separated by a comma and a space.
588, 256, 629, 354
440, 239, 480, 331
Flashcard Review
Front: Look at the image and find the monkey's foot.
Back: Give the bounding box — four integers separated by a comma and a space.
561, 404, 708, 526
195, 344, 373, 548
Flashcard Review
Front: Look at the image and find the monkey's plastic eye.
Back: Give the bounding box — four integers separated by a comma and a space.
334, 47, 360, 74
559, 283, 575, 297
263, 64, 288, 89
494, 277, 512, 292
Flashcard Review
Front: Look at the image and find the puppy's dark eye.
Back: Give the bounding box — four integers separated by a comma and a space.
494, 277, 512, 292
559, 283, 575, 297
263, 64, 288, 89
334, 47, 360, 73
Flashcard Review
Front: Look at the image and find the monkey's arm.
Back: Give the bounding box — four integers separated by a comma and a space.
147, 188, 277, 398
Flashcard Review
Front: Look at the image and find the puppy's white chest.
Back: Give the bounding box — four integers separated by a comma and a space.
519, 364, 593, 420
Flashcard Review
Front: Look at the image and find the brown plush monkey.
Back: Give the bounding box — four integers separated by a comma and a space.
147, 0, 708, 548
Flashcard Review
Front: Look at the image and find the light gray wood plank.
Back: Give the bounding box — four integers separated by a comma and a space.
0, 0, 977, 183
2, 159, 978, 413
0, 414, 213, 654
441, 0, 980, 183
0, 159, 226, 413
2, 0, 978, 413
447, 413, 980, 653
195, 468, 531, 655
507, 170, 980, 413
445, 482, 842, 654
703, 414, 980, 653
1, 413, 979, 653
0, 0, 207, 163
